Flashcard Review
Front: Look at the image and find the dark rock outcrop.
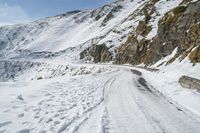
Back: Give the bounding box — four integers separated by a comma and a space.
189, 45, 200, 64
115, 35, 149, 64
80, 44, 112, 63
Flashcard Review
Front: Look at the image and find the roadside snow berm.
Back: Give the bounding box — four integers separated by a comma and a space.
179, 76, 200, 91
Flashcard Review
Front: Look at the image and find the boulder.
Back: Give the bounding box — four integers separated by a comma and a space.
179, 76, 200, 91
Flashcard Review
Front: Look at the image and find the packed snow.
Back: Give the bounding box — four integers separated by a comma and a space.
1, 63, 200, 133
0, 65, 118, 132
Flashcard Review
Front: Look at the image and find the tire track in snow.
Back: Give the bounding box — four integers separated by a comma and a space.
100, 108, 114, 133
77, 71, 121, 133
104, 68, 155, 133
89, 67, 200, 133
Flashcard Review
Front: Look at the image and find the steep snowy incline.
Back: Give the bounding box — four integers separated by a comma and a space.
0, 0, 145, 58
0, 0, 185, 62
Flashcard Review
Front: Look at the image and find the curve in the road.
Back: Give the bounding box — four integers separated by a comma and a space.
78, 68, 200, 133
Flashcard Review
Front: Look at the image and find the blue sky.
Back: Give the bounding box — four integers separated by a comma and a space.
0, 0, 112, 25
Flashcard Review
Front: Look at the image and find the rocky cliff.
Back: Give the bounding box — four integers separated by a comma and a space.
115, 2, 200, 65
81, 0, 200, 66
116, 0, 200, 65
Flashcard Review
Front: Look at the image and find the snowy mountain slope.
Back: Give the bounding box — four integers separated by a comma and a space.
0, 0, 143, 58
0, 0, 188, 63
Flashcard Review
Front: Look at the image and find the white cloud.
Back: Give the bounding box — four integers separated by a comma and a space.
0, 3, 29, 26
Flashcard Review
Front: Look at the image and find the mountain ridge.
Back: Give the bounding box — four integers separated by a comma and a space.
0, 0, 199, 66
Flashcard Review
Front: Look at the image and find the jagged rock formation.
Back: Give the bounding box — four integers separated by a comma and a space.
189, 45, 200, 64
115, 0, 200, 65
80, 44, 112, 63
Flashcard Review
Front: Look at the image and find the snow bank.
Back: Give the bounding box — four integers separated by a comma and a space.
136, 58, 200, 117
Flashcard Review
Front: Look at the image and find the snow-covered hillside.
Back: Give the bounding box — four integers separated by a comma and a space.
0, 0, 139, 59
0, 0, 185, 61
0, 0, 200, 132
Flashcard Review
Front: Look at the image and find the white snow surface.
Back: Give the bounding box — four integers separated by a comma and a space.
1, 0, 200, 132
0, 62, 200, 133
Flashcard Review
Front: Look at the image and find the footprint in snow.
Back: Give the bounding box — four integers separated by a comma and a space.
17, 94, 24, 101
18, 113, 24, 118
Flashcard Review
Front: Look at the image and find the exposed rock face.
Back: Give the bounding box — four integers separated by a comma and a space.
155, 2, 200, 62
79, 0, 200, 66
189, 45, 200, 64
115, 35, 149, 64
80, 44, 112, 63
115, 1, 200, 65
101, 5, 123, 26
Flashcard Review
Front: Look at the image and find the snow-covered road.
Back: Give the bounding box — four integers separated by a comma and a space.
78, 68, 200, 133
0, 65, 200, 133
